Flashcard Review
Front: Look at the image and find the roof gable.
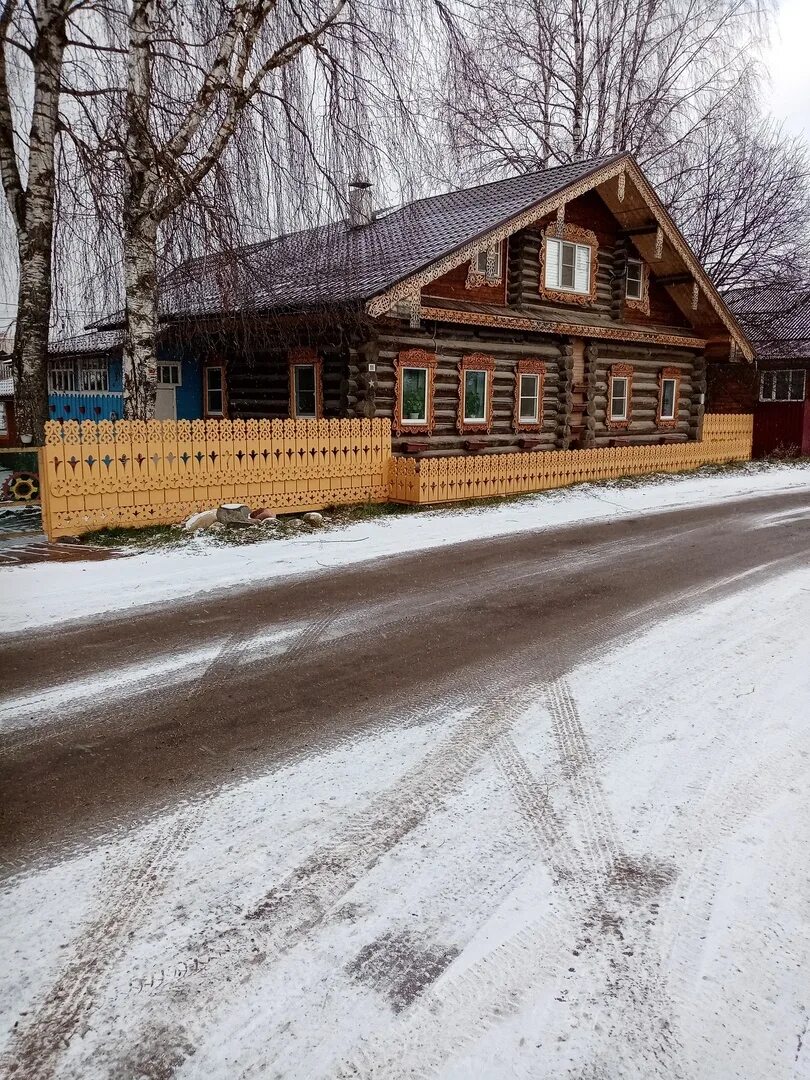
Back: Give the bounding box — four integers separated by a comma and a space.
367, 154, 752, 361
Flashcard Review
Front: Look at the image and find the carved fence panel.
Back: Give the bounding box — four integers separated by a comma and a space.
38, 413, 752, 537
388, 414, 753, 504
40, 417, 392, 538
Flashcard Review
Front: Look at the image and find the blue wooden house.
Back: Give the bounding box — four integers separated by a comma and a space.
48, 331, 212, 422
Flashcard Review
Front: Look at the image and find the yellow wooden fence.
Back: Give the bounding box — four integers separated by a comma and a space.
38, 413, 752, 538
40, 417, 391, 539
388, 414, 754, 505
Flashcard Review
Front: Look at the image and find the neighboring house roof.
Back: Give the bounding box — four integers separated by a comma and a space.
726, 285, 810, 361
49, 329, 123, 357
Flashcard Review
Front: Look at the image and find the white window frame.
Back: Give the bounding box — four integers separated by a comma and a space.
626, 258, 644, 300
49, 361, 78, 393
545, 237, 591, 294
400, 366, 429, 424
659, 377, 677, 421
760, 369, 806, 402
292, 363, 318, 419
0, 400, 7, 436
475, 243, 503, 279
609, 375, 629, 421
79, 361, 109, 393
156, 362, 182, 387
205, 365, 225, 417
463, 368, 489, 424
518, 372, 540, 424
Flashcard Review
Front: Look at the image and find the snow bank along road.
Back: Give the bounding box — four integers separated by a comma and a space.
1, 483, 809, 1078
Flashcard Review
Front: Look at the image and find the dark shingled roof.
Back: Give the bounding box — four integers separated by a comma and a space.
49, 329, 123, 356
726, 285, 810, 361
158, 155, 623, 319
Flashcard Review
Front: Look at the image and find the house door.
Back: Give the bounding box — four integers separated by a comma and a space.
155, 362, 182, 420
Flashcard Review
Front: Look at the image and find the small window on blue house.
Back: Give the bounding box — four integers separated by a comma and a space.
205, 366, 225, 416
157, 362, 181, 386
80, 362, 108, 392
49, 361, 78, 393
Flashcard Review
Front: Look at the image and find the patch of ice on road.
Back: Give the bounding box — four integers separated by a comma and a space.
0, 624, 302, 735
1, 464, 809, 635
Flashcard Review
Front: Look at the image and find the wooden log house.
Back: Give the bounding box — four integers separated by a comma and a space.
52, 153, 752, 454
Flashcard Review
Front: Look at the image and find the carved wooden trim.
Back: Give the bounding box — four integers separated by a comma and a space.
393, 348, 437, 435
365, 154, 753, 362
539, 223, 598, 306
624, 259, 650, 316
606, 363, 633, 430
366, 156, 627, 319
465, 240, 506, 290
514, 359, 546, 433
657, 366, 681, 429
457, 353, 496, 433
416, 305, 707, 350
288, 348, 323, 419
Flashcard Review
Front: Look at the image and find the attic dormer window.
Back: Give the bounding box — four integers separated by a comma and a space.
476, 245, 502, 279
540, 224, 597, 305
466, 241, 504, 289
624, 256, 650, 314
626, 259, 643, 299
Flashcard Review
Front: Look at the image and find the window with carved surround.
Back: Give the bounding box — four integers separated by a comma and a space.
288, 347, 323, 419
657, 367, 681, 428
513, 359, 545, 432
540, 224, 598, 306
393, 349, 437, 435
607, 363, 633, 430
466, 241, 505, 289
457, 353, 496, 433
625, 257, 650, 315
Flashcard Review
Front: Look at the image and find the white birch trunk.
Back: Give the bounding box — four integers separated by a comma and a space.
2, 0, 67, 443
122, 0, 158, 420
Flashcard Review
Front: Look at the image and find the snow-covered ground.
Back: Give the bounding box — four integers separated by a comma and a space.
2, 561, 809, 1079
2, 462, 810, 635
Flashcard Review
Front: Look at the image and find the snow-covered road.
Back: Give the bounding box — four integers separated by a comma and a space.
1, 471, 809, 1078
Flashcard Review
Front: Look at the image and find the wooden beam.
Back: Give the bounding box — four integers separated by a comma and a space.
621, 224, 658, 236
656, 273, 692, 287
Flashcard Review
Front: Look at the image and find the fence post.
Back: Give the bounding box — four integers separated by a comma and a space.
36, 445, 53, 541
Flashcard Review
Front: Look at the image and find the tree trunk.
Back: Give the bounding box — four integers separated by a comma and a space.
122, 211, 158, 419
13, 240, 51, 442
7, 0, 67, 443
122, 0, 157, 420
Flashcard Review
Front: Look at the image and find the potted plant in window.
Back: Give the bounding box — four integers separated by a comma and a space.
403, 388, 424, 420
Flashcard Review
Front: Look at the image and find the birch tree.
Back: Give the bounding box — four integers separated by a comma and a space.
115, 0, 407, 419
0, 0, 71, 441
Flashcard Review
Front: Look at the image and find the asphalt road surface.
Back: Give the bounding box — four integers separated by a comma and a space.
2, 486, 808, 881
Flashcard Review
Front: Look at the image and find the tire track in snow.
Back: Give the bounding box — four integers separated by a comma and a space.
339, 675, 682, 1080
112, 676, 543, 1078
131, 679, 535, 986
1, 613, 335, 1080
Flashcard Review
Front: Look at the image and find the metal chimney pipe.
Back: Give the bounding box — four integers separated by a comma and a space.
348, 179, 373, 228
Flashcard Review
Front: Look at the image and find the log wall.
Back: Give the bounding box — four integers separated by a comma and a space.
359, 322, 564, 455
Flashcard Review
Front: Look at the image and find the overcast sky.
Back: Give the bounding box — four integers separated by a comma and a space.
764, 0, 810, 140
